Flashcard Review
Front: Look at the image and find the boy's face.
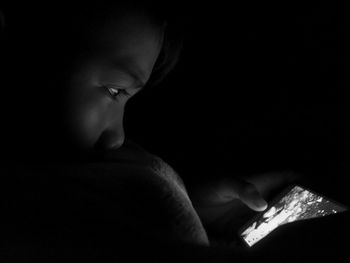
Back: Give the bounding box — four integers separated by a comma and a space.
64, 14, 163, 151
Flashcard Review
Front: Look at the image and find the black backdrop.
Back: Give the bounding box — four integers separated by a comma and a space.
124, 0, 350, 198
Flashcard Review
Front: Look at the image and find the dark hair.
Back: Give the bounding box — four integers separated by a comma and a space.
1, 0, 185, 88
142, 2, 185, 87
0, 0, 187, 159
78, 0, 186, 87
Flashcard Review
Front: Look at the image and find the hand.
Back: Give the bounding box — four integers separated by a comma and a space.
191, 177, 267, 229
190, 171, 300, 244
243, 170, 300, 200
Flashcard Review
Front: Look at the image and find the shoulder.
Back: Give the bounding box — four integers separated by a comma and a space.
89, 140, 209, 245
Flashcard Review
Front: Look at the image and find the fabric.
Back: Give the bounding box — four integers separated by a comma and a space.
0, 140, 209, 261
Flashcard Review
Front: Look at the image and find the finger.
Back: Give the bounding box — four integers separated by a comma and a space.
237, 183, 268, 212
244, 171, 301, 198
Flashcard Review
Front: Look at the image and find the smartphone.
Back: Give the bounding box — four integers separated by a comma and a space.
238, 184, 349, 247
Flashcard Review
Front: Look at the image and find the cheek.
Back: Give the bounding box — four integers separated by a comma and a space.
79, 104, 104, 135
70, 103, 105, 147
66, 89, 110, 148
64, 63, 107, 147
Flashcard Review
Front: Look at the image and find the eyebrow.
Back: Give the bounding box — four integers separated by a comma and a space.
111, 59, 147, 89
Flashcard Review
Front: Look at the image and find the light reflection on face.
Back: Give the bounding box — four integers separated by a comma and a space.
63, 14, 163, 151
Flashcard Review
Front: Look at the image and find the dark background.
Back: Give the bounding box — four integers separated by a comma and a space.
0, 1, 349, 259
125, 0, 350, 200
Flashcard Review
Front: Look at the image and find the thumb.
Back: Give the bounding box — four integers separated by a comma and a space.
237, 183, 268, 212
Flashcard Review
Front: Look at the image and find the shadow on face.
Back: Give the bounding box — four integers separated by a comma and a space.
63, 12, 164, 152
1, 7, 165, 160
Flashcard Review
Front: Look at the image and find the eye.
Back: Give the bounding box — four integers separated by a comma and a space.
104, 86, 129, 101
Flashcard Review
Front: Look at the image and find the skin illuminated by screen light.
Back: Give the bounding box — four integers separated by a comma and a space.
241, 186, 347, 247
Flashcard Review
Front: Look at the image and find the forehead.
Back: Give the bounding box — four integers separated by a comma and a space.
93, 14, 164, 82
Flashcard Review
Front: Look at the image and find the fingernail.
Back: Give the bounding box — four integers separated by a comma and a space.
256, 199, 268, 211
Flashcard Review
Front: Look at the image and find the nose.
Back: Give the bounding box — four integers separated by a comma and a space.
95, 125, 125, 150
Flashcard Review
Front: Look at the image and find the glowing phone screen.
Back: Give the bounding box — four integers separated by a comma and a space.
240, 185, 348, 247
